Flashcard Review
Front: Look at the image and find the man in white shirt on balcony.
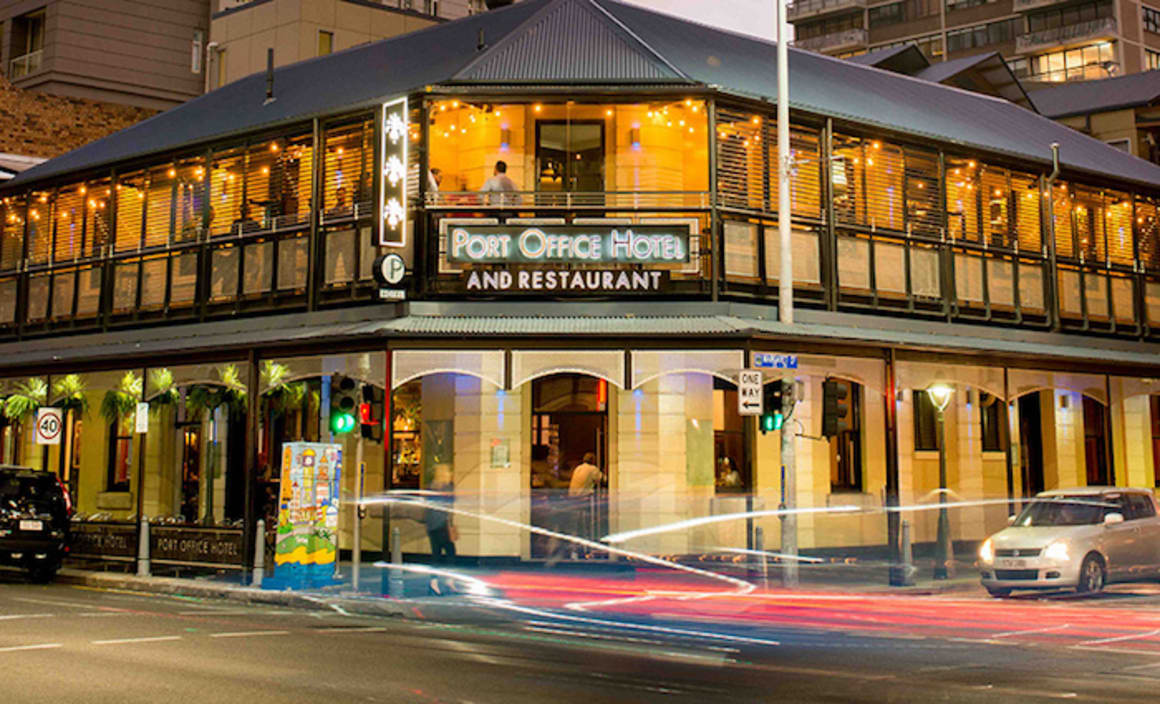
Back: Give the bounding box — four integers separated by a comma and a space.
480, 160, 518, 206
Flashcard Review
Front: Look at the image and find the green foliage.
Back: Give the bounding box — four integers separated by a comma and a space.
53, 374, 89, 416
149, 368, 179, 410
186, 365, 248, 420
260, 361, 307, 418
100, 372, 142, 425
3, 378, 47, 422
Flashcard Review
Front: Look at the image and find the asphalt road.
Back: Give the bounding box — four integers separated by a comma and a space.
5, 572, 1160, 703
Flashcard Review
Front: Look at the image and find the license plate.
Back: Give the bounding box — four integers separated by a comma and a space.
19, 520, 43, 531
996, 558, 1024, 568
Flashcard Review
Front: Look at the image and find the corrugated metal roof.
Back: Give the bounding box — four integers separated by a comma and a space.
1031, 70, 1160, 119
6, 0, 1160, 191
453, 0, 683, 83
912, 52, 1034, 111
845, 44, 929, 75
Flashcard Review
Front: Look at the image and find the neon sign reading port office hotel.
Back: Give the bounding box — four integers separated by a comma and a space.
448, 225, 690, 264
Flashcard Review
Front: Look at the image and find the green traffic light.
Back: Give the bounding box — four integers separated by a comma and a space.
330, 412, 356, 435
761, 411, 784, 433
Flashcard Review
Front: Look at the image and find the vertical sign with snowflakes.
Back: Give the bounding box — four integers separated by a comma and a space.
380, 96, 408, 247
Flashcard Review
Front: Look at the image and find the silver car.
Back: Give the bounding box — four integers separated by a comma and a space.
978, 487, 1160, 597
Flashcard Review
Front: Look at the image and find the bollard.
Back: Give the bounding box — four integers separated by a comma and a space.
755, 526, 768, 589
388, 526, 404, 598
901, 519, 915, 584
252, 519, 265, 588
136, 518, 150, 578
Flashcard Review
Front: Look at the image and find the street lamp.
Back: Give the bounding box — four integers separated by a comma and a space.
927, 383, 954, 580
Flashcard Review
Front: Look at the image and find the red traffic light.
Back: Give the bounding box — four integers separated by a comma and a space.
358, 402, 372, 425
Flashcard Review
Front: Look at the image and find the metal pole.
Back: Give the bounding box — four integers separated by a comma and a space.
885, 350, 904, 586
388, 525, 404, 598
136, 517, 150, 577
755, 525, 768, 588
900, 519, 915, 585
776, 0, 798, 590
934, 407, 951, 580
252, 518, 265, 588
352, 438, 365, 592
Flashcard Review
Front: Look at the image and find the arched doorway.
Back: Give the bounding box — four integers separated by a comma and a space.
529, 373, 609, 558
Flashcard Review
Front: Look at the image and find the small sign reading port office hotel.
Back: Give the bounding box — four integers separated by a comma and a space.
448, 225, 689, 264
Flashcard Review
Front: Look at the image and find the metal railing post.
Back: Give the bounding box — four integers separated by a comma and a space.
136, 518, 150, 578
388, 526, 404, 598
252, 519, 266, 588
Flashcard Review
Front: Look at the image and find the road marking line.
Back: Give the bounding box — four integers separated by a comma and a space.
1120, 660, 1160, 671
993, 624, 1071, 638
176, 609, 257, 616
315, 626, 389, 633
92, 636, 183, 646
0, 643, 62, 653
209, 630, 290, 638
0, 613, 54, 621
11, 597, 97, 609
1079, 628, 1160, 646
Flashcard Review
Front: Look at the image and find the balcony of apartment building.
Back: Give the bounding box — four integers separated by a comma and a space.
1013, 0, 1070, 12
795, 28, 869, 53
787, 0, 867, 23
1017, 16, 1115, 53
7, 8, 45, 81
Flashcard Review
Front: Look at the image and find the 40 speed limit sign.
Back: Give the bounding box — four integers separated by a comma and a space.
35, 407, 63, 445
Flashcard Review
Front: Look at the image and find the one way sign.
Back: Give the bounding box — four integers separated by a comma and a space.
738, 370, 763, 417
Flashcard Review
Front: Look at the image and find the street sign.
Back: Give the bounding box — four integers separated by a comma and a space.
374, 253, 406, 286
754, 353, 798, 369
35, 407, 63, 445
738, 370, 763, 417
135, 402, 150, 434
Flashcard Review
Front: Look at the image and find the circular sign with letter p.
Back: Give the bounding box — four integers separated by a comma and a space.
36, 407, 63, 445
374, 253, 406, 286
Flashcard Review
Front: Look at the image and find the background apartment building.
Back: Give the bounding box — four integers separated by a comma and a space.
791, 0, 1160, 84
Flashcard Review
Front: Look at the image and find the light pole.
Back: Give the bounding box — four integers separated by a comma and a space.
927, 383, 954, 580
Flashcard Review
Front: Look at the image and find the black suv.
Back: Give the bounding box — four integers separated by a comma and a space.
0, 466, 72, 582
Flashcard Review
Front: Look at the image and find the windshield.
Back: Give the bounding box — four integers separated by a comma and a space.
0, 471, 61, 516
1013, 496, 1117, 527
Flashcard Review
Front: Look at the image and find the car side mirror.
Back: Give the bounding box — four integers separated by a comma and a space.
1105, 512, 1125, 526
1006, 515, 1016, 526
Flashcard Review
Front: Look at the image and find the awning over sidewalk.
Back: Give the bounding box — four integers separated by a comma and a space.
1, 302, 1159, 375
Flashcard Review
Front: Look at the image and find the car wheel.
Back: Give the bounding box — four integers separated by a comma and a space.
1077, 554, 1105, 595
985, 587, 1012, 598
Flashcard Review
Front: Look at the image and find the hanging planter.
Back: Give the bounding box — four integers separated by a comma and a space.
100, 372, 142, 425
53, 374, 89, 417
3, 377, 47, 423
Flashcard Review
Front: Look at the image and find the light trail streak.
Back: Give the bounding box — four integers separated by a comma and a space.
371, 562, 495, 596
362, 493, 754, 592
602, 505, 860, 544
718, 547, 825, 563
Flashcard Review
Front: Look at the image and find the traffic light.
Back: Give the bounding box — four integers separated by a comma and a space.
359, 384, 385, 441
760, 382, 785, 434
330, 375, 358, 435
821, 379, 852, 438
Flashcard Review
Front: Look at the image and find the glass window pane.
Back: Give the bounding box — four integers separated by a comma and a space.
112, 262, 139, 314
144, 165, 174, 248
1019, 263, 1045, 311
875, 241, 906, 295
989, 259, 1015, 307
910, 246, 940, 298
724, 220, 759, 280
956, 253, 984, 303
115, 173, 145, 252
0, 279, 16, 323
140, 258, 166, 309
51, 271, 74, 319
243, 241, 272, 295
169, 252, 197, 307
211, 246, 238, 301
56, 186, 84, 259
209, 148, 244, 236
27, 274, 49, 321
325, 229, 356, 285
837, 236, 870, 290
76, 267, 101, 317
277, 236, 308, 291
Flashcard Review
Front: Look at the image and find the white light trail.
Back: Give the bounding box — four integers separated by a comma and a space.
602, 505, 860, 544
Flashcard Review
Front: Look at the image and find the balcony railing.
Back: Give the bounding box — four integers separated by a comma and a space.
424, 191, 712, 210
8, 50, 42, 79
794, 28, 869, 54
1012, 0, 1069, 12
787, 0, 867, 22
1016, 17, 1117, 54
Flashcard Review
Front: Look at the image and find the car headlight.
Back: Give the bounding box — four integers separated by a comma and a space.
1043, 540, 1069, 562
979, 538, 994, 563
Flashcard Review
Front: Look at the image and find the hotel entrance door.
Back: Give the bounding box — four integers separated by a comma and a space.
529, 374, 608, 558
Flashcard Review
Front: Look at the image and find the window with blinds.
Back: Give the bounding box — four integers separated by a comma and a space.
56, 186, 85, 260
1137, 196, 1160, 269
904, 147, 940, 236
174, 158, 205, 243
1052, 183, 1075, 259
1012, 171, 1041, 252
715, 108, 764, 211
275, 133, 312, 225
1104, 190, 1133, 266
0, 198, 23, 272
832, 134, 866, 226
115, 172, 145, 252
144, 164, 175, 248
946, 157, 979, 242
246, 140, 276, 224
776, 127, 823, 220
323, 120, 373, 215
209, 148, 244, 236
25, 190, 52, 265
864, 140, 904, 232
86, 179, 112, 256
980, 166, 1009, 247
1073, 186, 1105, 263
